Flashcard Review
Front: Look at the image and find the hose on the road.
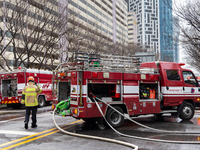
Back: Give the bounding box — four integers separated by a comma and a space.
94, 97, 200, 144
52, 108, 139, 150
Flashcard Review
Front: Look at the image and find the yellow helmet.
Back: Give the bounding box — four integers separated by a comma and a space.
28, 76, 34, 82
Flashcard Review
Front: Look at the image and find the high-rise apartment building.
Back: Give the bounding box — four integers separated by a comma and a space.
0, 0, 128, 70
128, 0, 160, 53
128, 11, 137, 44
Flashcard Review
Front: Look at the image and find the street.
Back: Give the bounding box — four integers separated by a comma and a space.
0, 106, 200, 150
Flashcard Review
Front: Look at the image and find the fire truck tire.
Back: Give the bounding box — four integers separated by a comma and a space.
179, 102, 194, 120
38, 96, 45, 107
106, 106, 124, 128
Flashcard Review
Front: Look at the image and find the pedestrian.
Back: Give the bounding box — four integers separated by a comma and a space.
21, 76, 42, 129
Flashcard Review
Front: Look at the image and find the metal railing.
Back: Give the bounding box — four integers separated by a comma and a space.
54, 52, 158, 74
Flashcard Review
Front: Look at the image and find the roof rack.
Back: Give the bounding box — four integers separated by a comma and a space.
55, 52, 143, 73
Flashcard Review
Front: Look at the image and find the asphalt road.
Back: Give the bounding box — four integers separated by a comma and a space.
0, 106, 200, 150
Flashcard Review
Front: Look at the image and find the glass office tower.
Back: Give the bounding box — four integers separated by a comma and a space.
159, 0, 174, 62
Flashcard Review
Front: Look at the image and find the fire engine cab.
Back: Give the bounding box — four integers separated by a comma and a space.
0, 68, 53, 108
52, 53, 200, 127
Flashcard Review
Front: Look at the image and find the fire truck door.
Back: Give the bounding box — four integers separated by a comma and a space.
182, 71, 200, 99
163, 70, 184, 105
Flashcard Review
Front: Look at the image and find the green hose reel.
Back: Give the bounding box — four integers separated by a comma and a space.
56, 98, 71, 116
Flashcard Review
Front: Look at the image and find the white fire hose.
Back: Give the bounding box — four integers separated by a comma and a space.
94, 97, 200, 144
53, 97, 200, 150
52, 108, 138, 150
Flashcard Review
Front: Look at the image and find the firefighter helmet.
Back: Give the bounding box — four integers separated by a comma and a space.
28, 76, 34, 82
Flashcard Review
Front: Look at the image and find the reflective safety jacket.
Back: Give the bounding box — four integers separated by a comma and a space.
21, 82, 42, 107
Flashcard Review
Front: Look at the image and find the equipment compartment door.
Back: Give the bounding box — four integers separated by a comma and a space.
2, 79, 18, 97
58, 82, 71, 101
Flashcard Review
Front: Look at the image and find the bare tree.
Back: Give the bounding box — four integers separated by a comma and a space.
164, 0, 200, 69
0, 0, 69, 70
175, 1, 200, 71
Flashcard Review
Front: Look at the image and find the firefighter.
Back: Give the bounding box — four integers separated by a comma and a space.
21, 76, 42, 129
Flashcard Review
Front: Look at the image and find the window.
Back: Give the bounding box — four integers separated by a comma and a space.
182, 71, 198, 87
166, 70, 180, 81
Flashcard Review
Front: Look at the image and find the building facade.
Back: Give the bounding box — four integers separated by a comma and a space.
128, 0, 160, 53
0, 0, 129, 70
62, 0, 129, 62
127, 11, 137, 44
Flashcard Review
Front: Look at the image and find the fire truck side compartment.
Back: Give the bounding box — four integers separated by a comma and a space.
88, 83, 121, 102
58, 82, 71, 101
2, 79, 17, 97
139, 83, 158, 100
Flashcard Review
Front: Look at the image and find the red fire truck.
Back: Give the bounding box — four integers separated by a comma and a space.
52, 53, 200, 127
0, 68, 53, 108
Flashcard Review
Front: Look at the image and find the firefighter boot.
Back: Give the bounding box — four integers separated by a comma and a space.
31, 124, 37, 128
24, 122, 28, 129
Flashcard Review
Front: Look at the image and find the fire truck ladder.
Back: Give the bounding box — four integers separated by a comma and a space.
54, 52, 158, 74
73, 52, 141, 73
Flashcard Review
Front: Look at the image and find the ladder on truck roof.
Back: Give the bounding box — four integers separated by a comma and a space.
56, 52, 158, 74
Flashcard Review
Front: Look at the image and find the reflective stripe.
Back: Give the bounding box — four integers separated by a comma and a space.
25, 102, 38, 107
22, 85, 41, 107
26, 88, 36, 92
26, 93, 37, 96
22, 91, 25, 94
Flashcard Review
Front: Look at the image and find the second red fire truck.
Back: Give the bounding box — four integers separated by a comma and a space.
52, 53, 200, 127
0, 68, 53, 108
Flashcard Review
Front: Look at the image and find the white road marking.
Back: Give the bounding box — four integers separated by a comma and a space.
0, 110, 25, 113
0, 112, 51, 124
0, 130, 38, 135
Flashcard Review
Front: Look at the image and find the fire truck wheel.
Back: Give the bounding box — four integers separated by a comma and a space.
106, 106, 124, 128
179, 102, 194, 120
38, 96, 45, 107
